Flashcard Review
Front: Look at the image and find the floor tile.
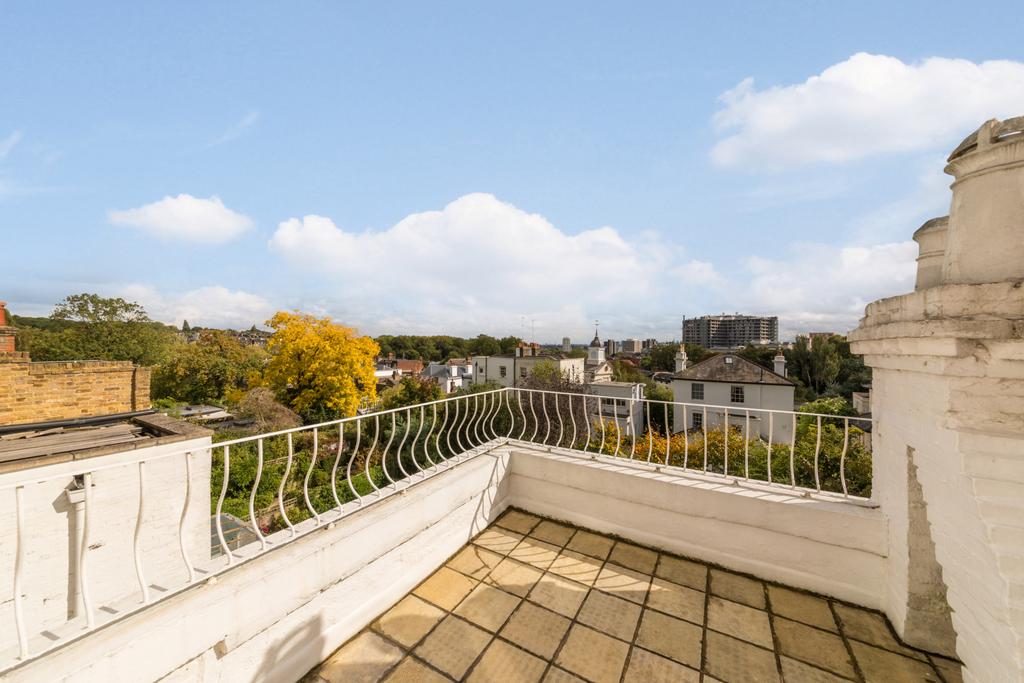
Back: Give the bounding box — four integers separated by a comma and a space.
530, 520, 575, 546
473, 527, 525, 555
576, 590, 642, 641
413, 566, 478, 611
655, 555, 707, 591
647, 577, 705, 624
931, 655, 964, 683
414, 615, 492, 680
634, 609, 703, 669
500, 601, 571, 659
594, 563, 651, 604
704, 630, 780, 683
774, 617, 856, 679
466, 638, 547, 683
527, 573, 589, 617
555, 624, 630, 683
623, 647, 700, 683
849, 641, 942, 682
509, 537, 562, 570
382, 657, 450, 683
710, 569, 766, 609
833, 604, 927, 661
485, 558, 545, 597
318, 631, 404, 683
608, 541, 658, 574
496, 509, 542, 534
707, 595, 773, 648
448, 545, 504, 580
543, 667, 587, 683
565, 529, 614, 560
779, 656, 852, 682
768, 585, 837, 631
454, 582, 522, 632
548, 549, 604, 586
371, 595, 446, 647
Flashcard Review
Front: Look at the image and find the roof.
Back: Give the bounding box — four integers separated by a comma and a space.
672, 353, 794, 386
589, 334, 602, 348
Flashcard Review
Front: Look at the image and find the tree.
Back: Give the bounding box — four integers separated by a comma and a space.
233, 387, 302, 432
22, 293, 175, 365
468, 334, 500, 356
182, 320, 191, 333
786, 335, 864, 399
52, 293, 150, 323
380, 376, 444, 411
151, 330, 268, 404
736, 344, 777, 372
264, 312, 379, 422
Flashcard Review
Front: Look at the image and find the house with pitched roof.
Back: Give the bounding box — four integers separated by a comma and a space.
671, 351, 795, 443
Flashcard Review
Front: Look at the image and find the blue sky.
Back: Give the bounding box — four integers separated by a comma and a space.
3, 2, 1023, 341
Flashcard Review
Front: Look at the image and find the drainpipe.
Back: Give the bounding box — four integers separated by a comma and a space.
65, 475, 86, 619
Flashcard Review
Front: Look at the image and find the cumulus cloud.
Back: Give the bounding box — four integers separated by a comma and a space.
269, 193, 669, 338
712, 53, 1024, 169
109, 194, 253, 244
734, 240, 917, 336
119, 284, 276, 329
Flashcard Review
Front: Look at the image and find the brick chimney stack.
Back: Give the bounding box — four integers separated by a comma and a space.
0, 300, 17, 354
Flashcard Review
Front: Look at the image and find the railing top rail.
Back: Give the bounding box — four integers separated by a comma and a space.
510, 386, 873, 423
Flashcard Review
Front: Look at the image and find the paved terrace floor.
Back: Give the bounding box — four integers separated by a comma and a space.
302, 509, 961, 683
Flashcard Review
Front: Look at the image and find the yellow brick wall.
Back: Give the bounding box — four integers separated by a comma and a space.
0, 360, 151, 426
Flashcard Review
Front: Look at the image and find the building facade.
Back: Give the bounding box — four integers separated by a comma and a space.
683, 314, 779, 348
670, 352, 794, 443
471, 345, 584, 388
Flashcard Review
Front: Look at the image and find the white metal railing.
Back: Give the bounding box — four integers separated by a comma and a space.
0, 385, 872, 672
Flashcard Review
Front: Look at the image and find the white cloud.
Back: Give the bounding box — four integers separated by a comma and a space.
270, 193, 671, 339
109, 194, 253, 244
119, 284, 276, 329
712, 54, 1024, 169
0, 130, 23, 159
734, 240, 918, 336
212, 111, 260, 146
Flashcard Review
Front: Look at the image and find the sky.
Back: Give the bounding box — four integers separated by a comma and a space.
2, 2, 1024, 342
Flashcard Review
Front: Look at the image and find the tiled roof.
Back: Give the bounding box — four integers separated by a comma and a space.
672, 354, 793, 386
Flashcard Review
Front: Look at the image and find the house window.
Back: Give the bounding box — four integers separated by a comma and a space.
691, 383, 704, 400
730, 386, 744, 403
692, 412, 703, 430
500, 366, 507, 378
520, 366, 527, 378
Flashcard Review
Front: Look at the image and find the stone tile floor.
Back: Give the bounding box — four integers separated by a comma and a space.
303, 509, 962, 683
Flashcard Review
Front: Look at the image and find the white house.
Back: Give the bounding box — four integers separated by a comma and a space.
471, 343, 584, 388
671, 351, 795, 443
587, 380, 646, 435
422, 359, 473, 394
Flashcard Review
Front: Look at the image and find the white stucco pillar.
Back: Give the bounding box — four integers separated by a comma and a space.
850, 116, 1024, 682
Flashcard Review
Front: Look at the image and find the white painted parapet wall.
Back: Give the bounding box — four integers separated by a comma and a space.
851, 115, 1024, 682
1, 443, 889, 682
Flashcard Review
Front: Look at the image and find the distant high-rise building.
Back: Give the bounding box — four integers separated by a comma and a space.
562, 336, 571, 353
642, 338, 658, 350
621, 339, 642, 354
683, 314, 778, 348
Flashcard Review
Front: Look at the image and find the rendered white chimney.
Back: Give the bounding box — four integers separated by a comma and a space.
773, 352, 786, 377
674, 345, 688, 373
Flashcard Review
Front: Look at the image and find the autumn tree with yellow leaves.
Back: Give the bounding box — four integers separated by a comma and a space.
264, 312, 379, 422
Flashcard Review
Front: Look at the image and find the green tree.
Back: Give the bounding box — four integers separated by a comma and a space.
22, 293, 175, 365
380, 376, 444, 410
151, 330, 268, 404
737, 344, 778, 372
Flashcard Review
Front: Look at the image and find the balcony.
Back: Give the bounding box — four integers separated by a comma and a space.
0, 388, 951, 682
306, 511, 950, 683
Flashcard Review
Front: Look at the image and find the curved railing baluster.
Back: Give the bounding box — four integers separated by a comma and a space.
424, 404, 439, 469
517, 390, 527, 440
744, 410, 751, 480
396, 408, 412, 479
663, 404, 670, 465
380, 414, 397, 488
178, 452, 196, 582
529, 391, 539, 443
438, 401, 451, 461
280, 435, 296, 536
542, 393, 551, 445
251, 440, 267, 550
789, 413, 797, 488
215, 446, 233, 563
80, 472, 95, 628
13, 485, 28, 659
702, 407, 708, 472
840, 418, 850, 497
629, 399, 636, 460
365, 416, 381, 494
613, 401, 621, 458
346, 419, 363, 503
555, 394, 564, 448
330, 423, 345, 508
813, 415, 822, 492
723, 407, 730, 475
304, 428, 322, 522
646, 402, 654, 463
583, 394, 592, 453
133, 461, 150, 604
767, 413, 774, 484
